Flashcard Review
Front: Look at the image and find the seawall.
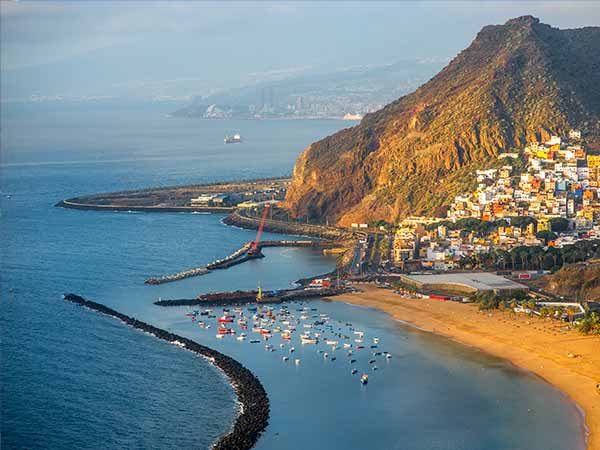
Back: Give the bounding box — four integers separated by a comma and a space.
56, 199, 234, 214
62, 294, 269, 450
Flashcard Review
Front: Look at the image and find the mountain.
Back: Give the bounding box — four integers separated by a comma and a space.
284, 16, 600, 225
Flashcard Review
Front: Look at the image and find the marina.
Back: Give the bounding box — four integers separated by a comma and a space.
180, 300, 394, 387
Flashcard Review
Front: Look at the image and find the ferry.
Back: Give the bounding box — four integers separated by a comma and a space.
224, 133, 242, 144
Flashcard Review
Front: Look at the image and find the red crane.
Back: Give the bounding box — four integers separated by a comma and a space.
248, 203, 270, 255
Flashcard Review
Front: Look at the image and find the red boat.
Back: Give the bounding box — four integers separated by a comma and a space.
357, 345, 364, 349
218, 316, 234, 323
218, 327, 235, 335
260, 329, 271, 335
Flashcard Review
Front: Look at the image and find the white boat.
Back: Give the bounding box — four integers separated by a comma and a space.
343, 343, 352, 348
216, 334, 225, 339
326, 340, 338, 345
295, 359, 301, 365
282, 356, 289, 361
323, 352, 329, 358
301, 338, 318, 344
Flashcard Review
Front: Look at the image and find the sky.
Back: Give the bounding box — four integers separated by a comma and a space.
1, 1, 599, 102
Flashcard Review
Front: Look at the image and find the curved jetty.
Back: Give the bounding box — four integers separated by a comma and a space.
145, 240, 338, 285
62, 294, 269, 450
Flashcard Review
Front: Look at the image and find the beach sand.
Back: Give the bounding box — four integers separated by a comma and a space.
333, 284, 600, 450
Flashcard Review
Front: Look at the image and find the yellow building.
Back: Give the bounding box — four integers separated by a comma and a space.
537, 217, 551, 232
588, 155, 600, 169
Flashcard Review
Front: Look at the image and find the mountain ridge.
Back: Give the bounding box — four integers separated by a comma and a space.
284, 16, 600, 225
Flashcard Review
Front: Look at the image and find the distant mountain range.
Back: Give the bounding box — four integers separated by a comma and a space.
171, 59, 445, 119
284, 16, 600, 225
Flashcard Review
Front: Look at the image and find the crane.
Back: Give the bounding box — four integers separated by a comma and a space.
248, 203, 270, 256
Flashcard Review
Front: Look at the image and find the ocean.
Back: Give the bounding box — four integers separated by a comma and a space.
0, 105, 585, 450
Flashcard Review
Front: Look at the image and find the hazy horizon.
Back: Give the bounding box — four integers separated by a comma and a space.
2, 1, 599, 103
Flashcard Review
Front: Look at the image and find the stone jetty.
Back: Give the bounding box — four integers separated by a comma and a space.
62, 294, 270, 450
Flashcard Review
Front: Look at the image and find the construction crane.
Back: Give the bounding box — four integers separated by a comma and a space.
248, 203, 270, 256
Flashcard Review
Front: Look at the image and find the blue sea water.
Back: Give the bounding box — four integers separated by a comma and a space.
1, 105, 586, 450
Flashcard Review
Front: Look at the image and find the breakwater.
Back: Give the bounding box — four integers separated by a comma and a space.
62, 294, 269, 450
145, 240, 338, 285
56, 199, 234, 213
154, 287, 345, 307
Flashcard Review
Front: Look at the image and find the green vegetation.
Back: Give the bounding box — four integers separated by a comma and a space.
470, 291, 529, 311
577, 311, 600, 335
535, 230, 558, 244
425, 216, 536, 236
458, 239, 600, 271
550, 218, 570, 232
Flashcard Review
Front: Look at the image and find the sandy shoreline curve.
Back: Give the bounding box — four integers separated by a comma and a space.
332, 284, 600, 450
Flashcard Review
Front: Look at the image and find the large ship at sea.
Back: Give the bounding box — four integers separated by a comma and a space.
224, 133, 242, 144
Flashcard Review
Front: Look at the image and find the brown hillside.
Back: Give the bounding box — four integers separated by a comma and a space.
532, 259, 600, 301
284, 16, 600, 225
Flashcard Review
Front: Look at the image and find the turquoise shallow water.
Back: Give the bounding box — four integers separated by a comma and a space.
1, 106, 585, 450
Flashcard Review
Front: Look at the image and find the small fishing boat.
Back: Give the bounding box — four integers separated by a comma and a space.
351, 369, 358, 375
295, 359, 301, 365
360, 374, 369, 385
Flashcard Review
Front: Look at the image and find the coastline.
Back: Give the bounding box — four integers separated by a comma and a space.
331, 285, 600, 450
62, 294, 269, 450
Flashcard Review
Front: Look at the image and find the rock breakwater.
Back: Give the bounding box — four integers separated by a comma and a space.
62, 293, 269, 450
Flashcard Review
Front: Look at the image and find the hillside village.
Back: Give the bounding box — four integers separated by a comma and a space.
390, 130, 600, 272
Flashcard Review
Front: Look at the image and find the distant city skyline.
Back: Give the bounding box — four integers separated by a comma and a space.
2, 1, 599, 102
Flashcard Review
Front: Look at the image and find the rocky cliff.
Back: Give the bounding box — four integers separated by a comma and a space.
284, 16, 600, 225
531, 260, 600, 301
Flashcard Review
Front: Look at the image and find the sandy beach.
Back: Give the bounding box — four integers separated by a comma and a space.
333, 284, 600, 450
